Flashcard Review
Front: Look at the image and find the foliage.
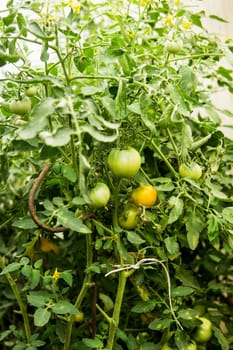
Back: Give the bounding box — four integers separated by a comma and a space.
1, 0, 233, 349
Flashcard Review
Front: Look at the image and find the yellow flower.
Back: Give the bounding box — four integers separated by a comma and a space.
140, 0, 149, 5
52, 268, 60, 281
68, 0, 80, 14
72, 3, 81, 14
174, 0, 181, 5
164, 15, 174, 26
182, 20, 191, 30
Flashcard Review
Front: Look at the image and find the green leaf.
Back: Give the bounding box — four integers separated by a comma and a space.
57, 208, 91, 233
172, 286, 195, 297
168, 197, 184, 224
82, 337, 104, 349
34, 308, 51, 327
207, 214, 219, 241
131, 300, 156, 313
148, 318, 171, 331
17, 98, 55, 139
178, 308, 199, 320
27, 22, 54, 41
27, 291, 52, 308
81, 125, 118, 143
62, 164, 77, 183
99, 293, 114, 312
164, 236, 179, 256
185, 211, 205, 250
179, 66, 197, 95
175, 267, 200, 289
12, 217, 37, 229
212, 325, 229, 350
168, 85, 190, 116
0, 262, 21, 275
52, 301, 78, 315
222, 207, 233, 224
127, 232, 145, 245
39, 127, 73, 147
60, 271, 73, 287
81, 86, 103, 95
101, 96, 117, 119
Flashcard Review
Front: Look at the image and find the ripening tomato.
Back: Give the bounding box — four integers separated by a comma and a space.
89, 182, 111, 208
25, 86, 37, 97
9, 97, 31, 115
131, 184, 157, 207
194, 317, 212, 343
179, 163, 202, 180
119, 204, 139, 229
40, 237, 60, 254
107, 147, 141, 178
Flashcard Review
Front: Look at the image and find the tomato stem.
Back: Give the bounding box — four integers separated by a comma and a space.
63, 233, 93, 350
106, 271, 128, 350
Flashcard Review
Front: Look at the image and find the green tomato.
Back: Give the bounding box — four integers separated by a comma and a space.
165, 40, 183, 54
89, 182, 111, 208
187, 340, 197, 350
9, 97, 31, 115
107, 147, 141, 178
194, 317, 212, 343
179, 163, 202, 180
161, 344, 173, 350
25, 86, 37, 97
119, 204, 139, 229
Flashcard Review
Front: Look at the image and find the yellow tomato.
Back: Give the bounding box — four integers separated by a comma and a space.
39, 237, 60, 254
131, 184, 157, 207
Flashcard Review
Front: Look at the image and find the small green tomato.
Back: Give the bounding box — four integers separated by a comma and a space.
89, 182, 111, 208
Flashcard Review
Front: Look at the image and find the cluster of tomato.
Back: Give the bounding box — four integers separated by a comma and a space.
9, 86, 37, 116
88, 147, 158, 229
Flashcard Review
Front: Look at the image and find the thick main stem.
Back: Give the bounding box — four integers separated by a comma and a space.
106, 271, 128, 350
63, 233, 93, 350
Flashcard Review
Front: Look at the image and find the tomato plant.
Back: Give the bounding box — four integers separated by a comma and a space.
107, 147, 141, 178
131, 184, 157, 207
89, 182, 111, 208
